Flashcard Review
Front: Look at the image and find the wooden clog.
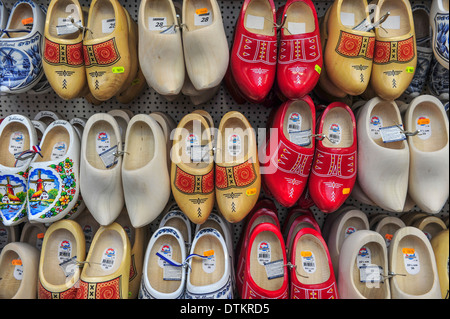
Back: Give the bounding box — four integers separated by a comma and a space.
43, 0, 86, 100
412, 215, 447, 241
373, 216, 406, 248
430, 229, 449, 299
19, 222, 47, 250
170, 113, 214, 224
75, 208, 100, 253
38, 220, 85, 299
215, 111, 261, 223
83, 0, 131, 101
371, 0, 417, 100
0, 242, 40, 299
76, 222, 131, 299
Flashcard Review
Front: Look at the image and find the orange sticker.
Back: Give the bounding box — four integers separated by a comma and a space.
342, 188, 350, 195
12, 259, 22, 266
402, 248, 415, 255
246, 188, 257, 196
385, 233, 393, 241
417, 117, 430, 125
203, 250, 214, 257
196, 8, 208, 15
22, 17, 34, 25
37, 233, 45, 239
300, 251, 312, 257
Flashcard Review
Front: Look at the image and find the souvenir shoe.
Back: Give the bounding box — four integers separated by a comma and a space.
139, 226, 186, 299
0, 0, 7, 29
42, 0, 86, 100
69, 117, 86, 141
369, 213, 389, 230
430, 0, 449, 69
223, 61, 250, 105
0, 0, 46, 94
149, 111, 176, 171
371, 0, 417, 101
338, 230, 390, 299
281, 206, 315, 238
170, 113, 214, 224
285, 210, 321, 253
372, 216, 406, 248
80, 113, 124, 226
138, 0, 184, 96
388, 226, 441, 299
215, 111, 261, 223
182, 0, 229, 91
357, 98, 409, 212
321, 205, 356, 243
116, 64, 147, 104
430, 229, 449, 299
159, 204, 193, 251
192, 109, 215, 145
236, 203, 279, 296
230, 0, 277, 103
107, 109, 131, 143
0, 114, 38, 226
276, 0, 322, 100
32, 119, 47, 144
185, 227, 233, 299
290, 228, 338, 299
296, 186, 315, 209
317, 8, 347, 99
122, 114, 170, 228
404, 4, 433, 98
19, 221, 47, 250
83, 0, 131, 101
34, 110, 64, 126
0, 242, 40, 299
76, 222, 131, 299
261, 97, 315, 207
404, 95, 449, 214
0, 221, 20, 253
27, 120, 80, 223
75, 208, 100, 253
241, 222, 288, 299
190, 85, 220, 106
115, 208, 146, 299
307, 102, 357, 213
38, 220, 85, 299
400, 211, 429, 226
324, 0, 375, 96
412, 215, 447, 241
428, 57, 449, 100
351, 179, 377, 206
326, 208, 369, 276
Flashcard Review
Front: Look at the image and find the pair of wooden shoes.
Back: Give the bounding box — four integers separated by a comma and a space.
320, 0, 417, 100
171, 110, 261, 225
43, 0, 146, 103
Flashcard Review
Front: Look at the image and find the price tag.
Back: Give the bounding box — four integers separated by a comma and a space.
359, 265, 384, 283
379, 125, 406, 143
99, 145, 119, 169
264, 259, 285, 280
56, 18, 81, 36
195, 9, 212, 26
102, 18, 115, 34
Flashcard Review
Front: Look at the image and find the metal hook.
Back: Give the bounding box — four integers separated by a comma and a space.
285, 262, 309, 278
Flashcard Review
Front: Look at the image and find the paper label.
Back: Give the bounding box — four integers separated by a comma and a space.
148, 17, 167, 31
99, 145, 119, 168
328, 124, 341, 144
264, 259, 285, 280
288, 112, 302, 132
403, 248, 420, 275
163, 264, 182, 281
382, 15, 401, 30
345, 226, 357, 238
246, 14, 265, 30
257, 241, 271, 265
228, 134, 241, 156
195, 10, 212, 26
340, 12, 355, 27
359, 265, 383, 283
96, 132, 111, 154
289, 130, 312, 146
300, 251, 316, 274
13, 263, 23, 280
58, 240, 72, 263
158, 244, 173, 268
202, 251, 216, 273
416, 116, 432, 140
56, 18, 81, 36
369, 115, 383, 139
59, 255, 78, 278
51, 142, 67, 160
287, 22, 306, 34
9, 131, 25, 155
101, 248, 116, 270
379, 125, 406, 143
102, 18, 115, 34
357, 246, 372, 268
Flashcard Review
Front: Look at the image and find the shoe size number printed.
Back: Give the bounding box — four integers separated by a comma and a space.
257, 241, 271, 265
102, 18, 115, 34
194, 8, 212, 26
101, 248, 116, 271
402, 248, 420, 275
300, 251, 316, 274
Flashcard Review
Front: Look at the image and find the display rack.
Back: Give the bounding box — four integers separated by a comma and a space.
0, 0, 448, 247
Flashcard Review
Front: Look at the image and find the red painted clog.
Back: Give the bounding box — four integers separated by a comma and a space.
261, 97, 316, 207
308, 102, 357, 213
277, 0, 322, 100
230, 0, 278, 103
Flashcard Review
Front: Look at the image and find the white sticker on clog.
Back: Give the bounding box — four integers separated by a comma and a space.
58, 240, 72, 263
415, 116, 432, 140
56, 18, 82, 36
101, 248, 116, 270
345, 226, 357, 238
202, 252, 216, 274
287, 22, 306, 35
51, 142, 67, 160
102, 18, 115, 34
300, 251, 316, 274
195, 9, 212, 26
246, 14, 265, 30
149, 17, 167, 31
340, 12, 355, 27
96, 132, 111, 154
257, 241, 271, 265
402, 248, 420, 275
158, 244, 173, 268
264, 259, 284, 280
9, 131, 25, 155
357, 246, 372, 268
228, 134, 242, 156
369, 115, 383, 139
288, 112, 302, 132
328, 124, 341, 144
382, 15, 401, 30
13, 260, 23, 280
379, 125, 406, 143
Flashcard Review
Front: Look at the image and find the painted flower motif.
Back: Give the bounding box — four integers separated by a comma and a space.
55, 165, 63, 173
64, 159, 73, 169
59, 195, 70, 206
63, 175, 75, 189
